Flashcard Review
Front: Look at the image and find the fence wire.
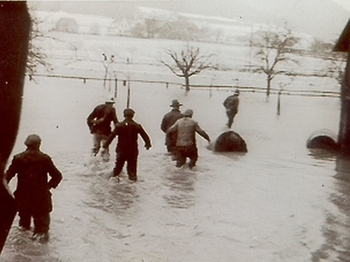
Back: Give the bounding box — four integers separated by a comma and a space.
30, 73, 341, 99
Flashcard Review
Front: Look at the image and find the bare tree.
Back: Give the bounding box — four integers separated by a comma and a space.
250, 29, 299, 96
26, 15, 51, 79
160, 46, 214, 91
102, 54, 116, 89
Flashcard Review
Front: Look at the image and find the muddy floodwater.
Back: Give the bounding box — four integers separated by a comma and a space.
2, 78, 350, 262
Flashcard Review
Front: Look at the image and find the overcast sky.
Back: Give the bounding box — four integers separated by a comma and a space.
28, 0, 350, 40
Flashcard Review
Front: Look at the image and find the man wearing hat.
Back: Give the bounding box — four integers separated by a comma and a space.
87, 97, 118, 161
4, 134, 62, 242
161, 99, 183, 154
167, 109, 210, 168
223, 89, 240, 128
103, 108, 151, 182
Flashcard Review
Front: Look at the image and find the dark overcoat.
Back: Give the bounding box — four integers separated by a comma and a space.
87, 104, 118, 136
5, 149, 62, 213
105, 118, 151, 154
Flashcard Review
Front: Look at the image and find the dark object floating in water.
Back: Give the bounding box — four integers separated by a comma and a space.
214, 131, 248, 152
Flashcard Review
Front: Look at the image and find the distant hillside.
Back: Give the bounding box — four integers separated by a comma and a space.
30, 0, 350, 41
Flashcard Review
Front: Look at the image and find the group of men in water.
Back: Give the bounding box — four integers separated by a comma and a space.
2, 90, 240, 245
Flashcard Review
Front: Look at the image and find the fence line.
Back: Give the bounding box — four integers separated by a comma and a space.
31, 73, 340, 99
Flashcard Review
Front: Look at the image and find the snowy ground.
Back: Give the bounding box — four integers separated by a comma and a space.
1, 33, 349, 262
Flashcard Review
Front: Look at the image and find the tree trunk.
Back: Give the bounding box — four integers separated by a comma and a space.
266, 76, 272, 97
185, 76, 190, 92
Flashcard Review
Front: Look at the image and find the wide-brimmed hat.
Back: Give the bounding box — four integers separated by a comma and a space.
105, 97, 115, 104
170, 99, 182, 107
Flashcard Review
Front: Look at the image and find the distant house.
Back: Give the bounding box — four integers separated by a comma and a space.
108, 18, 131, 36
89, 23, 101, 35
55, 18, 79, 33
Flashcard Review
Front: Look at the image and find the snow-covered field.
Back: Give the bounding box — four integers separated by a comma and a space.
38, 32, 339, 93
1, 33, 349, 261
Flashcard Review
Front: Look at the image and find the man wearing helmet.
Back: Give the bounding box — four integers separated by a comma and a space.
4, 134, 62, 242
87, 97, 118, 161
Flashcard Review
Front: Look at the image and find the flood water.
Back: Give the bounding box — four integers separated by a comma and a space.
2, 77, 350, 262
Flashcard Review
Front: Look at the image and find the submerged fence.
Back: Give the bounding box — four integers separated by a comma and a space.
32, 73, 340, 97
30, 73, 340, 114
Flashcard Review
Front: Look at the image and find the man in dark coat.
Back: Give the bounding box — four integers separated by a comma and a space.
161, 99, 183, 154
167, 109, 210, 168
223, 89, 240, 128
87, 97, 118, 161
5, 134, 62, 242
103, 108, 151, 182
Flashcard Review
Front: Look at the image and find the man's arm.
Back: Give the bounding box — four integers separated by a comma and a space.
103, 126, 118, 148
87, 108, 97, 131
138, 125, 152, 149
111, 108, 118, 126
160, 115, 168, 133
195, 124, 210, 142
4, 157, 18, 183
47, 158, 63, 189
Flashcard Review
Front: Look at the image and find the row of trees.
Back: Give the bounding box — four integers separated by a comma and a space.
161, 29, 345, 95
28, 13, 344, 96
131, 17, 217, 42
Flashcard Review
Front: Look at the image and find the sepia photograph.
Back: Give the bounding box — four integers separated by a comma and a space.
1, 0, 350, 261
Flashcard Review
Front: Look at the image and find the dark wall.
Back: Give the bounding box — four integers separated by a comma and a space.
0, 1, 31, 254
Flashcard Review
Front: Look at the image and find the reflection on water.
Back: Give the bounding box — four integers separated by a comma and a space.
79, 157, 140, 215
311, 153, 350, 262
87, 175, 139, 215
162, 167, 196, 209
3, 227, 62, 262
308, 149, 338, 163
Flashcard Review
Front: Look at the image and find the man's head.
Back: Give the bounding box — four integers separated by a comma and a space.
234, 89, 240, 96
105, 97, 115, 105
183, 109, 193, 118
124, 108, 135, 118
24, 134, 41, 150
170, 99, 182, 109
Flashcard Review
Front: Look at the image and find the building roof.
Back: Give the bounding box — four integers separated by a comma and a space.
334, 18, 350, 52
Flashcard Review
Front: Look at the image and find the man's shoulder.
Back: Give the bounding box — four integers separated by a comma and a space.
165, 110, 181, 117
94, 104, 108, 111
178, 117, 196, 125
226, 94, 237, 99
118, 119, 138, 127
163, 111, 174, 118
15, 150, 51, 161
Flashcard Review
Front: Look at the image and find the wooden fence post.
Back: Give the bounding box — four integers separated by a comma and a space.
114, 78, 117, 98
127, 78, 130, 108
277, 90, 282, 115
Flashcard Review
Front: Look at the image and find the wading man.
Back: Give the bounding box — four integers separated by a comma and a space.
87, 97, 118, 161
5, 134, 62, 243
103, 108, 151, 182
